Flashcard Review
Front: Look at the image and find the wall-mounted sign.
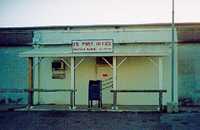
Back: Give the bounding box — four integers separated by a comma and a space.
72, 39, 113, 52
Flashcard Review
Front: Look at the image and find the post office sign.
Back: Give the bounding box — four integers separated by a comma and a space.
72, 39, 113, 52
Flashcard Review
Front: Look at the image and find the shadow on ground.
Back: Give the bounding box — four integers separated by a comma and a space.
0, 111, 200, 130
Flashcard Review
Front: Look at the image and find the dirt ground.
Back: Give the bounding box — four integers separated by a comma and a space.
0, 111, 200, 130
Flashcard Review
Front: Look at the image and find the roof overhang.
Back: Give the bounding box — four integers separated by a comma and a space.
19, 48, 170, 57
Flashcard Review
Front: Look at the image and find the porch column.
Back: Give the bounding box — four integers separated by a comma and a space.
158, 57, 164, 111
112, 56, 117, 110
33, 57, 40, 105
158, 57, 163, 89
70, 57, 76, 109
28, 57, 33, 108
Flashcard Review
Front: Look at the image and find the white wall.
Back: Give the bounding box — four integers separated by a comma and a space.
37, 56, 171, 105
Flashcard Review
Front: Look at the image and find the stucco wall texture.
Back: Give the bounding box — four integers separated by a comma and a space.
0, 23, 200, 106
1, 44, 199, 106
178, 44, 200, 105
36, 56, 171, 105
0, 47, 31, 104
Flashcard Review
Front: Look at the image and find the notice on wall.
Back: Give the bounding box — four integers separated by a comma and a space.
72, 39, 113, 52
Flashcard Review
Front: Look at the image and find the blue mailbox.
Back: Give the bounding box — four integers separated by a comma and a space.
88, 80, 102, 108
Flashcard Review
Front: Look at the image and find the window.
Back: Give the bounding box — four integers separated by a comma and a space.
52, 60, 65, 79
96, 57, 113, 65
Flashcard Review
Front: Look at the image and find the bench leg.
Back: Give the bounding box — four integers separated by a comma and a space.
159, 92, 163, 112
27, 90, 33, 110
98, 100, 101, 108
100, 100, 102, 108
70, 91, 73, 109
112, 92, 117, 110
69, 91, 76, 109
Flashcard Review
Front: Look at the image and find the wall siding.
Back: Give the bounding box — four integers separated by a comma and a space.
0, 47, 32, 104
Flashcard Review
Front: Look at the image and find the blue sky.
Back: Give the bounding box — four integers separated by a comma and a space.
0, 0, 199, 27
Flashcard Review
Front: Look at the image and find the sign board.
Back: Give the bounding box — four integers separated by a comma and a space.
72, 40, 113, 52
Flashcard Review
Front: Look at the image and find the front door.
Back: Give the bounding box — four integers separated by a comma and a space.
96, 57, 113, 105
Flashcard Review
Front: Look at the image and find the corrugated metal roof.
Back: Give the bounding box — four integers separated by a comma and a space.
0, 31, 33, 46
177, 25, 200, 43
1, 22, 200, 30
1, 22, 200, 46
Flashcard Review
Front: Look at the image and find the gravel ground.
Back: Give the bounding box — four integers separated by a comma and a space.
0, 111, 200, 130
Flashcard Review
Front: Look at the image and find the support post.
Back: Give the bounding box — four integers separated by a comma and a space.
70, 57, 76, 109
28, 57, 33, 108
112, 56, 117, 110
75, 58, 85, 69
158, 57, 164, 111
158, 57, 163, 89
159, 91, 163, 112
33, 57, 40, 105
171, 0, 178, 103
117, 57, 127, 69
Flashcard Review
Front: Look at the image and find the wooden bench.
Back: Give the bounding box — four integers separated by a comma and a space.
0, 88, 76, 93
0, 88, 77, 109
110, 89, 167, 112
